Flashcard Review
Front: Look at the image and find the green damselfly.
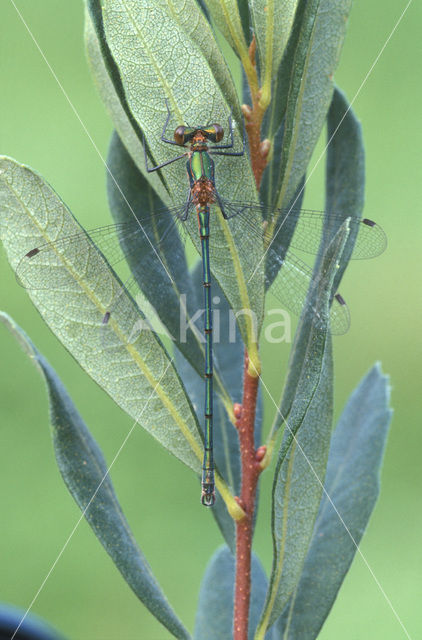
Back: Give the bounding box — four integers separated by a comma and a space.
16, 102, 386, 506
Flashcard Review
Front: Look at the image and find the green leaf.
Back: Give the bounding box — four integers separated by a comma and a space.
0, 603, 66, 640
154, 0, 241, 117
0, 312, 190, 640
275, 87, 364, 427
91, 0, 265, 355
194, 546, 270, 640
250, 0, 299, 103
0, 157, 204, 476
325, 86, 365, 292
268, 0, 352, 210
84, 5, 169, 206
88, 0, 240, 123
204, 0, 249, 60
256, 223, 350, 637
274, 364, 392, 639
236, 0, 252, 45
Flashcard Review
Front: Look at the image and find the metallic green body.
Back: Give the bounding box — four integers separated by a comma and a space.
188, 150, 215, 182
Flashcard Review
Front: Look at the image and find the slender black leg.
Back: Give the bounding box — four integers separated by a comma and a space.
161, 98, 183, 147
210, 116, 246, 157
180, 191, 192, 221
211, 111, 235, 150
143, 134, 186, 173
214, 189, 229, 219
215, 187, 248, 220
154, 192, 192, 252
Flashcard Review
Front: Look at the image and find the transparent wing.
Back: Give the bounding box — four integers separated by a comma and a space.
219, 200, 387, 259
15, 201, 201, 353
218, 209, 351, 335
15, 202, 192, 294
266, 248, 350, 335
16, 198, 370, 338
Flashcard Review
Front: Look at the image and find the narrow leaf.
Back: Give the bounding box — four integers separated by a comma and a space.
0, 157, 204, 476
204, 0, 249, 60
84, 5, 169, 206
194, 546, 270, 640
88, 0, 240, 123
270, 0, 352, 210
325, 86, 366, 292
152, 0, 240, 117
0, 603, 66, 640
237, 0, 252, 45
276, 88, 364, 425
275, 364, 392, 639
250, 0, 298, 102
256, 223, 350, 636
0, 312, 190, 640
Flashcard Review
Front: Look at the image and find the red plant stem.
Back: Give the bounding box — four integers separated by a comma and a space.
241, 37, 271, 189
233, 352, 264, 640
233, 36, 271, 637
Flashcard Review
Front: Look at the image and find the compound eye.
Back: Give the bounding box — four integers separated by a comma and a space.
212, 124, 224, 143
174, 126, 186, 145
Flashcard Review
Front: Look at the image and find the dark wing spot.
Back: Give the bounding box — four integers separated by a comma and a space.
334, 293, 346, 306
26, 247, 40, 258
362, 218, 376, 227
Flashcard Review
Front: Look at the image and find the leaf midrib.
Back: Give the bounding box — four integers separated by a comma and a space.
4, 173, 204, 467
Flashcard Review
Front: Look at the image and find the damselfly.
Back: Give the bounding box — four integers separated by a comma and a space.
16, 102, 386, 506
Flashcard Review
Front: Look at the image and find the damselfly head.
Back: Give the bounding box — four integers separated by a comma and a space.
174, 124, 224, 146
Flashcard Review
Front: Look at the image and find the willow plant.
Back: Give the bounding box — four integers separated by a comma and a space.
0, 1, 391, 639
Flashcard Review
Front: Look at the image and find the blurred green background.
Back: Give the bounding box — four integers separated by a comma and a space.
0, 2, 420, 639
